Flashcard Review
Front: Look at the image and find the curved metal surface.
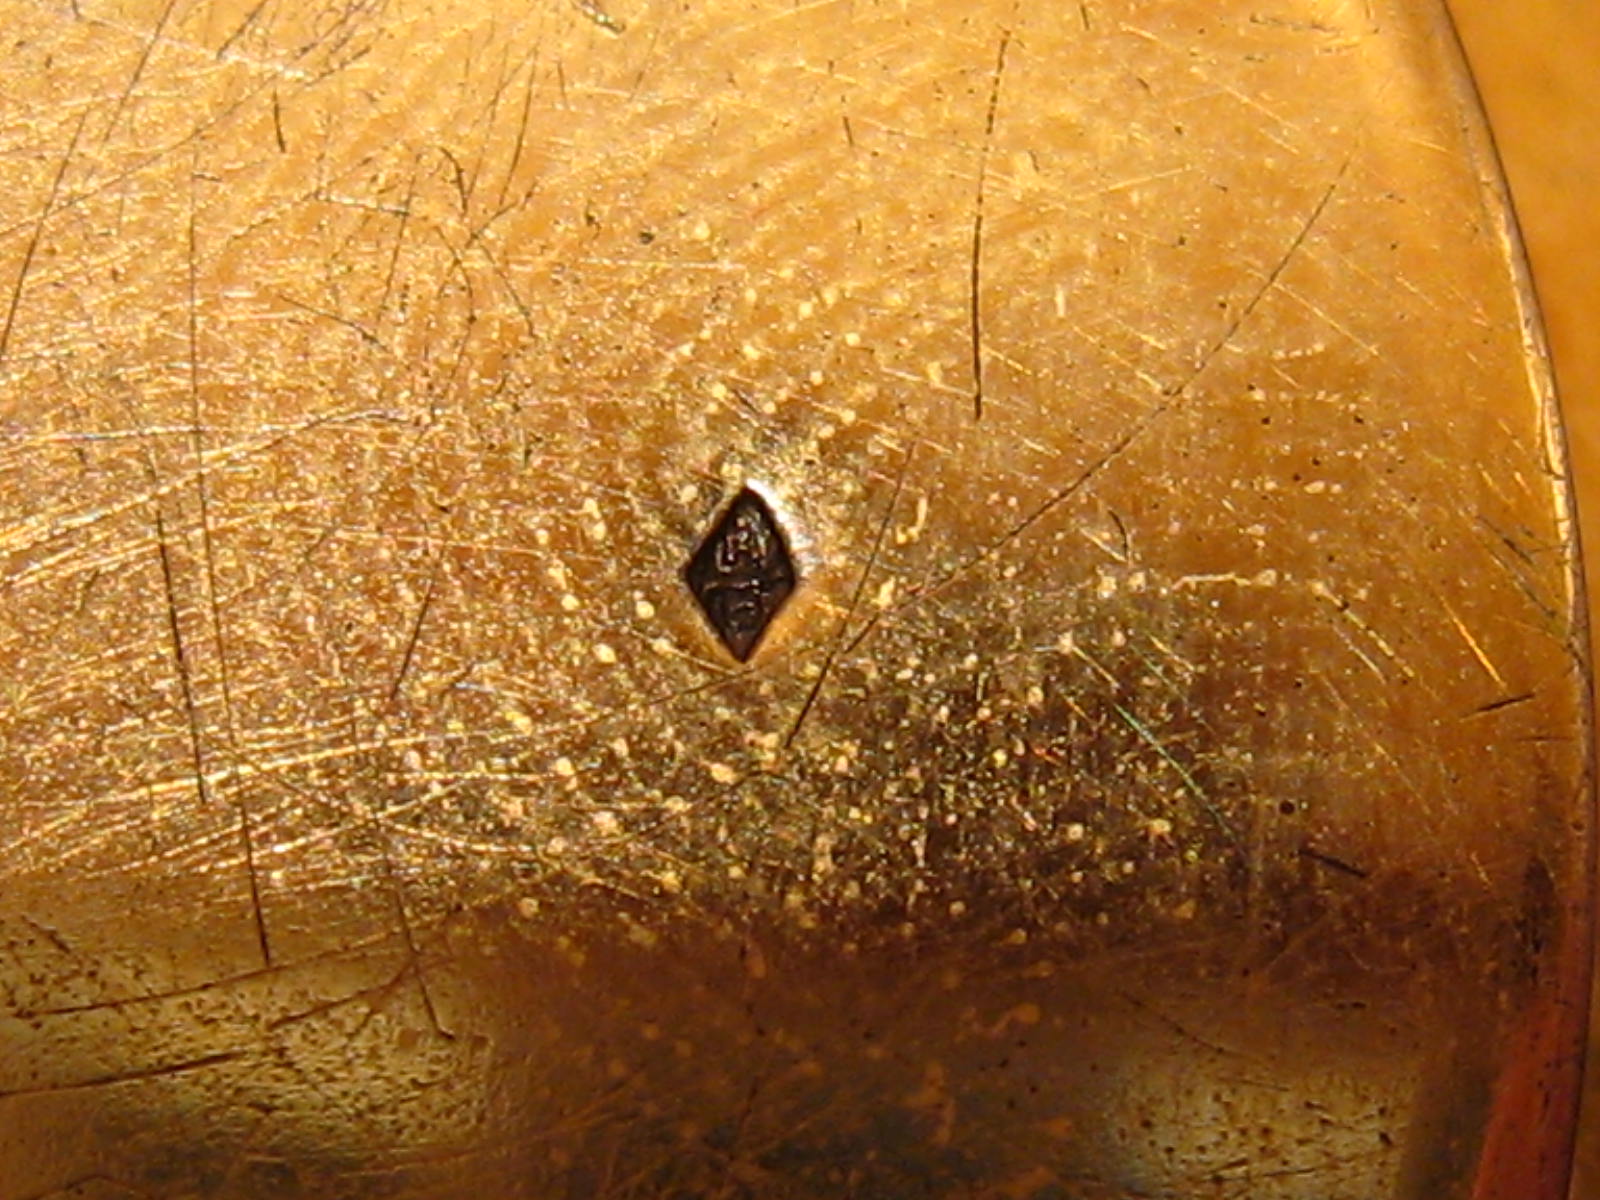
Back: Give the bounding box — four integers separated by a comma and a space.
0, 1, 1590, 1197
1443, 3, 1600, 1187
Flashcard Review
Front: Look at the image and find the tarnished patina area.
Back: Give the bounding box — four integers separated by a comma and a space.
0, 1, 1589, 1197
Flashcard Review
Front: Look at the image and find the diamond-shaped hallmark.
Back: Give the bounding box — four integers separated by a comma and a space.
684, 487, 797, 662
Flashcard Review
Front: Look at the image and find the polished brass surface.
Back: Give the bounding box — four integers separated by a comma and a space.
0, 2, 1591, 1198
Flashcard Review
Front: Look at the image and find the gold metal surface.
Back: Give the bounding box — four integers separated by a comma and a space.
0, 1, 1591, 1197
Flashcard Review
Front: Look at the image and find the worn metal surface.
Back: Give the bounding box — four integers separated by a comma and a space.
0, 1, 1590, 1197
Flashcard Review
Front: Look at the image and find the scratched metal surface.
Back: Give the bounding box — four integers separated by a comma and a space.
0, 1, 1590, 1197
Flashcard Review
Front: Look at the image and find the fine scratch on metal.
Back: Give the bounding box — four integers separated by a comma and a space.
785, 440, 918, 747
836, 411, 1152, 659
842, 148, 1357, 652
0, 409, 408, 575
0, 111, 87, 369
375, 165, 420, 328
1168, 151, 1355, 398
495, 51, 542, 213
1107, 698, 1240, 847
213, 0, 273, 60
99, 0, 181, 147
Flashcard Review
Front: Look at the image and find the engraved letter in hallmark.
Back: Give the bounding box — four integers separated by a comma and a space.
684, 488, 797, 662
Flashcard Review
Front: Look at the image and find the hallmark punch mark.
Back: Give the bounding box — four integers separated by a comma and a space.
684, 488, 796, 661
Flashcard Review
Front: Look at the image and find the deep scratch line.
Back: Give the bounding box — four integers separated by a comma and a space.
375, 834, 455, 1041
1299, 846, 1369, 879
1472, 691, 1536, 715
187, 165, 271, 971
389, 556, 442, 703
20, 934, 398, 1020
969, 28, 1012, 422
152, 506, 210, 814
266, 963, 416, 1031
0, 1051, 244, 1100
